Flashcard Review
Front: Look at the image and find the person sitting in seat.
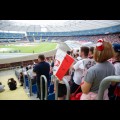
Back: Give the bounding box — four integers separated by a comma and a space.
80, 39, 115, 100
8, 78, 17, 90
0, 82, 5, 92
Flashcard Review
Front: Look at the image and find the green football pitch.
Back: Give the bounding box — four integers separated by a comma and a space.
0, 42, 57, 53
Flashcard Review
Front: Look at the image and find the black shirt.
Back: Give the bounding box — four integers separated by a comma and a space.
33, 61, 50, 83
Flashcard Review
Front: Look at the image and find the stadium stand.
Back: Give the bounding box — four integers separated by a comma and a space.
0, 20, 120, 100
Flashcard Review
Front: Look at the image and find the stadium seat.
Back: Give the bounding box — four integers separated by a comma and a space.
48, 84, 54, 94
32, 84, 37, 94
25, 76, 29, 88
48, 93, 55, 100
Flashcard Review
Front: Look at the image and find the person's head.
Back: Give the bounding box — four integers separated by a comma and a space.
8, 78, 14, 82
89, 47, 94, 57
76, 53, 79, 57
0, 82, 2, 85
67, 51, 71, 55
38, 54, 45, 62
112, 43, 120, 61
94, 39, 115, 63
11, 78, 14, 81
80, 46, 89, 58
20, 72, 23, 76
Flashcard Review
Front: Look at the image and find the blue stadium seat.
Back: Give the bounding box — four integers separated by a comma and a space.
25, 76, 29, 88
32, 84, 37, 94
48, 84, 54, 94
48, 93, 55, 100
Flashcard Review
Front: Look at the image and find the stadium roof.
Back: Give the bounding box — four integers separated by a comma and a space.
0, 20, 120, 32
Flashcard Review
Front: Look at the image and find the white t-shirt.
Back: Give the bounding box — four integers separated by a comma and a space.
76, 56, 82, 61
0, 85, 5, 92
73, 59, 85, 85
27, 69, 36, 79
73, 58, 96, 85
114, 62, 120, 75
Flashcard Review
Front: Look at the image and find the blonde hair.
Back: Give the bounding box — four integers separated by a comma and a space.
94, 40, 115, 63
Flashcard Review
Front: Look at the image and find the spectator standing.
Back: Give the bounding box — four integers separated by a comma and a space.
80, 39, 115, 100
33, 54, 50, 100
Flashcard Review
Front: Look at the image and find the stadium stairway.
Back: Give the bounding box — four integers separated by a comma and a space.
0, 70, 30, 100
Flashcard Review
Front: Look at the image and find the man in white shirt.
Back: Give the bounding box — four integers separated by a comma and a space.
71, 46, 95, 94
0, 82, 5, 92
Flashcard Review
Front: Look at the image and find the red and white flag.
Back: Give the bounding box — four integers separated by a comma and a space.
53, 49, 75, 81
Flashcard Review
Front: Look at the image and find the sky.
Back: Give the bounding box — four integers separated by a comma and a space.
9, 20, 68, 26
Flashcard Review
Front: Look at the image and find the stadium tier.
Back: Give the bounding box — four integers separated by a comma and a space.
0, 20, 120, 100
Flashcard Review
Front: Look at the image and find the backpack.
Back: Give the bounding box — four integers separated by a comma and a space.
8, 79, 17, 90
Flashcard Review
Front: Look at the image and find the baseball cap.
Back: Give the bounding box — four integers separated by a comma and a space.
112, 43, 120, 52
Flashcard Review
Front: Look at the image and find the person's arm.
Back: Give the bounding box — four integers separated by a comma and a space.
81, 81, 92, 94
73, 61, 81, 70
81, 68, 95, 94
48, 64, 50, 73
33, 64, 38, 73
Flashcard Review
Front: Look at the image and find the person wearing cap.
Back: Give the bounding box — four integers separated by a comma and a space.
112, 43, 120, 75
80, 39, 115, 100
108, 43, 120, 100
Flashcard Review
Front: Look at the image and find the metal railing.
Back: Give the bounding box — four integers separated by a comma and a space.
40, 75, 48, 100
53, 75, 70, 100
27, 72, 32, 96
98, 76, 120, 100
54, 77, 59, 100
23, 73, 26, 89
63, 78, 70, 100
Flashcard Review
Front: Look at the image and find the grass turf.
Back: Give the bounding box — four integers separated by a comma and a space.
0, 42, 57, 53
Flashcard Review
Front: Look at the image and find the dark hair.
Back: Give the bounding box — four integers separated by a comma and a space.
38, 54, 45, 61
20, 72, 23, 75
26, 66, 29, 71
67, 51, 71, 55
114, 52, 120, 61
76, 53, 79, 57
0, 82, 2, 85
89, 47, 94, 54
8, 78, 16, 83
81, 46, 89, 57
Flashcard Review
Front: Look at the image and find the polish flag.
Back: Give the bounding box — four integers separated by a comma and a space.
53, 49, 75, 81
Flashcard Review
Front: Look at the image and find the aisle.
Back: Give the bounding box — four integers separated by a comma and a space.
0, 70, 30, 100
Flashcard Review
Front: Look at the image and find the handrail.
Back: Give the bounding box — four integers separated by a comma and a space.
55, 78, 59, 100
40, 75, 48, 100
53, 75, 70, 100
98, 76, 120, 100
62, 78, 70, 100
23, 73, 26, 89
27, 72, 32, 96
